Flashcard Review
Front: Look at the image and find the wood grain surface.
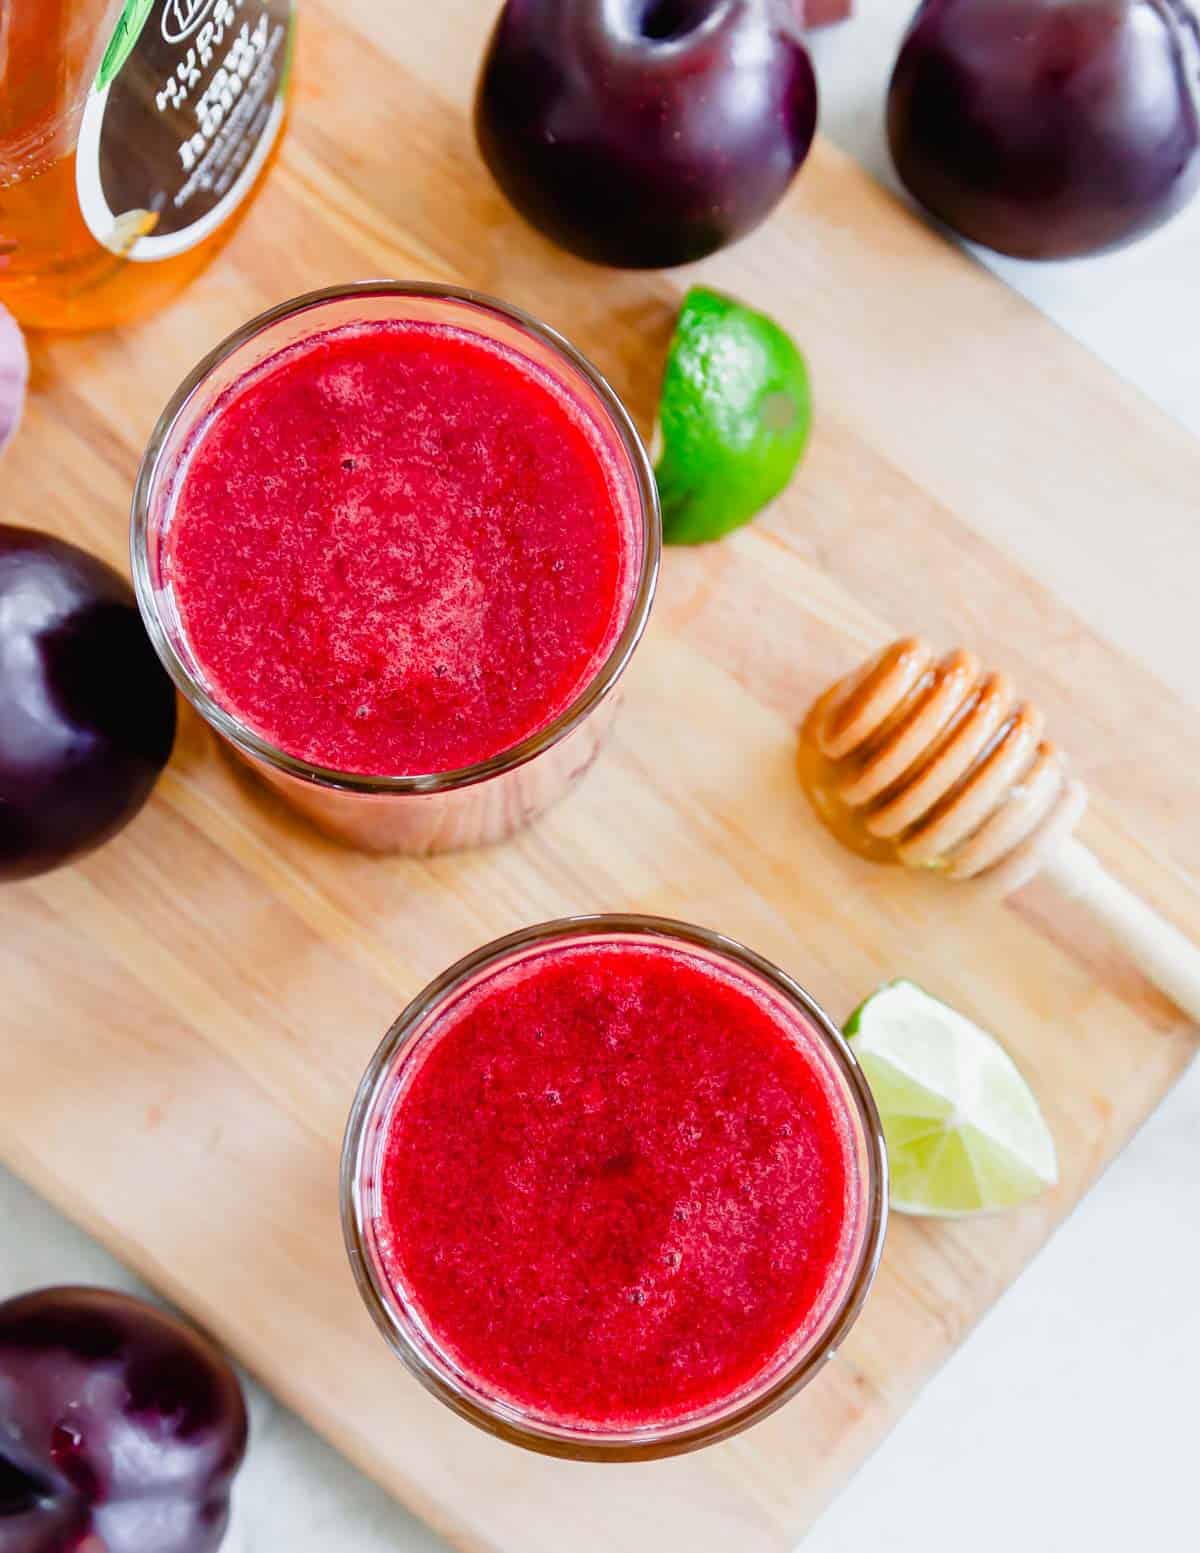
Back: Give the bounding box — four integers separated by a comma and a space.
3, 4, 1199, 1551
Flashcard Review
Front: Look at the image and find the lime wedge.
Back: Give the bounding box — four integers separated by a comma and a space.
846, 980, 1057, 1217
654, 287, 811, 545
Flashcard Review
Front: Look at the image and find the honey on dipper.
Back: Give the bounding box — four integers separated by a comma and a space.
799, 638, 1088, 894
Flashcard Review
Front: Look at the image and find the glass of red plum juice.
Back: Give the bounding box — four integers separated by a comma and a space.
132, 282, 659, 852
342, 916, 888, 1458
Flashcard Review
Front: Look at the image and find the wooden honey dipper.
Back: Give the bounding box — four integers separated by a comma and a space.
799, 637, 1200, 1022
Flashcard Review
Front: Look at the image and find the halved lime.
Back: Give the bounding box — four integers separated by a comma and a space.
846, 980, 1058, 1217
654, 286, 811, 545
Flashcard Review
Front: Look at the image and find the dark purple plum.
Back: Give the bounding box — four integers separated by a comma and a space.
474, 0, 818, 268
887, 0, 1200, 259
0, 526, 176, 882
0, 1287, 248, 1553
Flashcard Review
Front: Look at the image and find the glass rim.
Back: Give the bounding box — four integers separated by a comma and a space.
129, 280, 662, 796
340, 913, 889, 1461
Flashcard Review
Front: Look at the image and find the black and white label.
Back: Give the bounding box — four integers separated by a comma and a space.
77, 0, 294, 262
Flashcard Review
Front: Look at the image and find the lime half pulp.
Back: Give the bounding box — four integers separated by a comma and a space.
654, 286, 811, 545
846, 980, 1058, 1217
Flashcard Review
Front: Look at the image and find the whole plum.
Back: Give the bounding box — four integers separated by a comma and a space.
888, 0, 1200, 258
0, 526, 175, 881
0, 1286, 247, 1553
475, 0, 819, 268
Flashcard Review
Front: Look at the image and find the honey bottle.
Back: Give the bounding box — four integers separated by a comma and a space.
0, 0, 295, 331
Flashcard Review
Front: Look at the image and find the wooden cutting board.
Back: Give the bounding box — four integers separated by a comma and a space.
3, 4, 1198, 1550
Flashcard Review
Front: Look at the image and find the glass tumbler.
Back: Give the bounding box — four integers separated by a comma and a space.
341, 915, 889, 1460
131, 281, 660, 853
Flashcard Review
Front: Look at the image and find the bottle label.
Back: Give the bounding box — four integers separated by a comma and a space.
76, 0, 294, 262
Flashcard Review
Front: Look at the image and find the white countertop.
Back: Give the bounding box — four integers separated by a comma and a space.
2, 3, 1196, 1548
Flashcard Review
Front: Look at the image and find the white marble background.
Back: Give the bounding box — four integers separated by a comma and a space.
3, 1, 1197, 1548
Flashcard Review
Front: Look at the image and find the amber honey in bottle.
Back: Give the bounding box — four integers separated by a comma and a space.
0, 0, 295, 331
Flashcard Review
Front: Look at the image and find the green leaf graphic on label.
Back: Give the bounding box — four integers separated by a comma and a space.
96, 0, 157, 92
280, 12, 297, 91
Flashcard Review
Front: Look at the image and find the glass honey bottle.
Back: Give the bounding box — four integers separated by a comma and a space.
0, 0, 295, 331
